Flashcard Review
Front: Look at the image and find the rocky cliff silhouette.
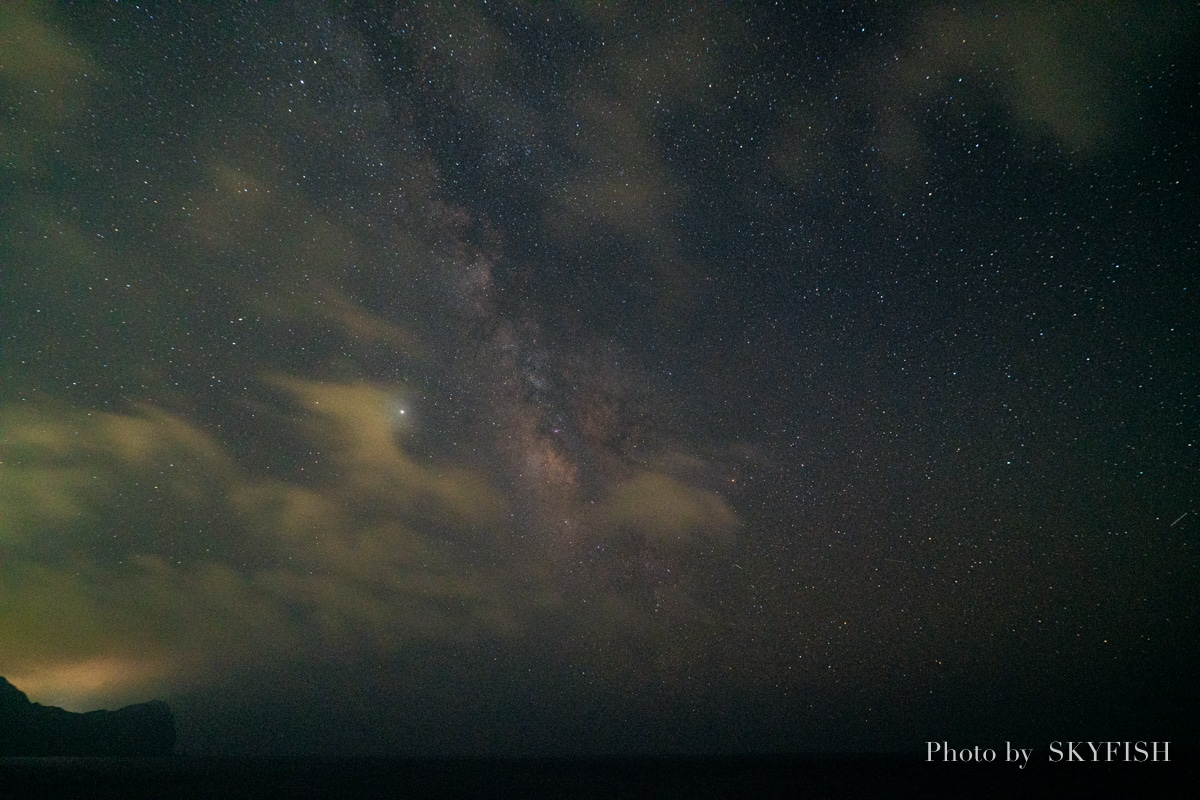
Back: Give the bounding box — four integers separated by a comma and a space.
0, 676, 175, 756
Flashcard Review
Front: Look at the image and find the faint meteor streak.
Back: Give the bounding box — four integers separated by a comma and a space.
1170, 512, 1188, 527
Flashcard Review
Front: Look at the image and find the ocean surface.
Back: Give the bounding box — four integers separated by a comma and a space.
0, 753, 1193, 799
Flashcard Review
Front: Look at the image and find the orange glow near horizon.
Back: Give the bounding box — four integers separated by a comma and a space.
5, 657, 169, 712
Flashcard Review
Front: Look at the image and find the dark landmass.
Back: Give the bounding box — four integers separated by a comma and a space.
0, 677, 175, 757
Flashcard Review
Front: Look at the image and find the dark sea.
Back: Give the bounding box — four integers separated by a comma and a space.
0, 754, 1193, 799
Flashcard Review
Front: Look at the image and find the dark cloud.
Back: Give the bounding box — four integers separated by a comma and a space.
885, 2, 1197, 155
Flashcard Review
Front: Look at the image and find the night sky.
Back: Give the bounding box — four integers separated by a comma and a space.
1, 2, 1197, 757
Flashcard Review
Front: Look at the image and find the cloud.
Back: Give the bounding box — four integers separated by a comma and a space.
592, 471, 739, 548
0, 385, 525, 707
313, 285, 423, 356
895, 3, 1195, 153
264, 377, 507, 529
545, 10, 737, 301
0, 403, 236, 554
0, 2, 95, 148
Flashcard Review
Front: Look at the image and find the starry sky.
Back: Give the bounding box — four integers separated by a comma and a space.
1, 2, 1197, 756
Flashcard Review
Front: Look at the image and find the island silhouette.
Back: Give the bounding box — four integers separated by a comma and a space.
0, 676, 175, 757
